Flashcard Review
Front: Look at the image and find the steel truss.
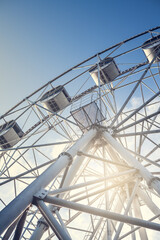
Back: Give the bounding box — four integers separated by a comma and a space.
0, 26, 160, 240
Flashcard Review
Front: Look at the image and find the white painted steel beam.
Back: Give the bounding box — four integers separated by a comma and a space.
55, 210, 71, 237
36, 200, 71, 240
119, 214, 160, 239
29, 144, 92, 239
115, 89, 160, 130
44, 196, 160, 231
48, 169, 136, 196
44, 193, 105, 240
133, 195, 148, 239
0, 128, 97, 235
29, 218, 49, 240
77, 151, 133, 168
110, 52, 160, 128
102, 131, 160, 195
137, 189, 160, 218
88, 217, 103, 240
110, 190, 126, 233
113, 180, 140, 239
58, 143, 92, 199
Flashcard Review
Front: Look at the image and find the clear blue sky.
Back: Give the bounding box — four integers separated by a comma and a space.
0, 0, 160, 114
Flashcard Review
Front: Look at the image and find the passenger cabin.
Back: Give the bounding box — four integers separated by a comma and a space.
40, 86, 71, 114
71, 101, 105, 132
142, 35, 160, 63
89, 57, 120, 86
0, 120, 24, 149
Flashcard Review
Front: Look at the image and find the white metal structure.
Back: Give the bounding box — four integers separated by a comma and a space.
142, 35, 160, 63
0, 121, 23, 149
0, 27, 160, 240
89, 57, 120, 85
40, 85, 71, 114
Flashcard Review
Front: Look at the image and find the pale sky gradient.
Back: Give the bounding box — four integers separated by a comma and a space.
0, 0, 160, 115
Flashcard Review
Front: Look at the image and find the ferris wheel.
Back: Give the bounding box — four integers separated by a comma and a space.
0, 26, 160, 240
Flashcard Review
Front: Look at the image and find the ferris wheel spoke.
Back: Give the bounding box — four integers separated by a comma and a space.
0, 140, 73, 152
110, 74, 151, 128
29, 101, 78, 126
1, 153, 35, 178
110, 51, 160, 129
116, 108, 160, 133
126, 149, 160, 169
113, 180, 141, 240
114, 89, 160, 131
149, 69, 160, 90
0, 127, 51, 176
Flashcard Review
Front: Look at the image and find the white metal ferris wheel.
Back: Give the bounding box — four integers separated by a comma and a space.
0, 26, 160, 240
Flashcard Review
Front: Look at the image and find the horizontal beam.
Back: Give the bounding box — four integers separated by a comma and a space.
44, 196, 160, 231
77, 151, 133, 168
71, 177, 133, 202
48, 169, 136, 196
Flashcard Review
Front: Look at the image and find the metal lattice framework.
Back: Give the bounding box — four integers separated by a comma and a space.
0, 26, 160, 240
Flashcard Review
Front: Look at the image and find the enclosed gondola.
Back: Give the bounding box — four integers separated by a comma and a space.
89, 57, 120, 85
0, 120, 23, 149
40, 85, 71, 113
71, 101, 105, 131
142, 35, 160, 63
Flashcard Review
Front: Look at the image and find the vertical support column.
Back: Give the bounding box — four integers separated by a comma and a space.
113, 180, 140, 240
13, 209, 29, 240
137, 189, 160, 218
126, 184, 136, 240
29, 218, 49, 240
133, 195, 148, 240
36, 200, 71, 240
109, 190, 126, 235
58, 143, 92, 199
103, 145, 112, 240
97, 55, 102, 119
2, 218, 20, 240
29, 129, 97, 240
88, 218, 103, 240
29, 144, 92, 240
106, 144, 126, 172
55, 209, 71, 237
